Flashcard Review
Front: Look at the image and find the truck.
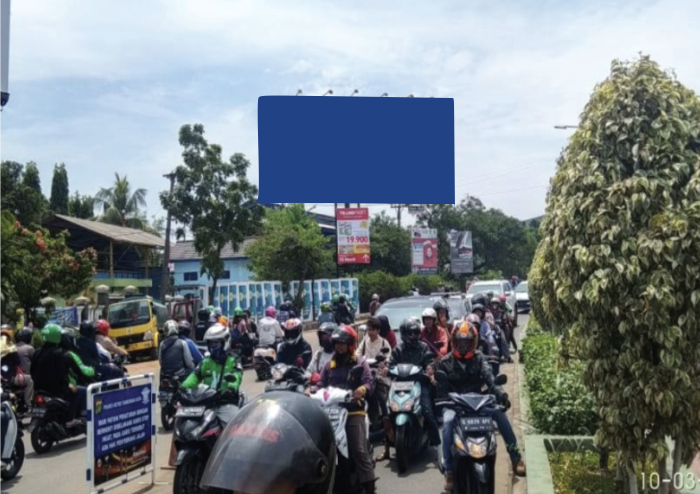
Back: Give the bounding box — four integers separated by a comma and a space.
106, 295, 168, 359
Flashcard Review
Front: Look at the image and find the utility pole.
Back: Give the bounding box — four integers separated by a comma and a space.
391, 204, 407, 227
161, 172, 176, 299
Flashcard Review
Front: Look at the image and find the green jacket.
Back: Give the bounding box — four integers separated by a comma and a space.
182, 355, 242, 392
66, 350, 95, 386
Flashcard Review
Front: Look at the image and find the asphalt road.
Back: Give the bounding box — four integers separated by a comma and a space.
5, 314, 529, 494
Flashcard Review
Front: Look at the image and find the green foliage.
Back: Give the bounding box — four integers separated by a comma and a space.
355, 271, 447, 311
522, 331, 597, 435
95, 173, 148, 228
161, 124, 263, 299
67, 192, 95, 219
548, 452, 616, 494
49, 163, 70, 215
1, 161, 48, 228
537, 55, 700, 466
366, 212, 411, 276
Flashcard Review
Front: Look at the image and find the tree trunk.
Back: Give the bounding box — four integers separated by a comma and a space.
210, 277, 219, 307
671, 435, 683, 494
658, 457, 669, 494
627, 461, 639, 494
294, 277, 305, 317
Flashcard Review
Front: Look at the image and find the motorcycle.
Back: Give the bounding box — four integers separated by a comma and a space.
386, 363, 430, 473
158, 375, 182, 431
310, 384, 374, 494
264, 362, 309, 393
229, 335, 256, 368
1, 378, 29, 421
253, 340, 281, 381
365, 349, 391, 439
436, 374, 508, 494
173, 377, 247, 494
27, 391, 87, 454
1, 395, 25, 480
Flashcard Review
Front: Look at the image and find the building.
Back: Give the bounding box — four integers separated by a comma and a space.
42, 214, 165, 299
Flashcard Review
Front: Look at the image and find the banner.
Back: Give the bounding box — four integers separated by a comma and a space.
87, 375, 155, 494
48, 307, 79, 327
220, 285, 229, 316
350, 279, 360, 314
237, 283, 248, 311
254, 283, 265, 317
411, 228, 438, 275
336, 208, 371, 265
450, 230, 474, 274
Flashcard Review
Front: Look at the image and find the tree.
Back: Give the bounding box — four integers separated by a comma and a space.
2, 212, 97, 324
49, 163, 70, 214
246, 204, 333, 313
175, 226, 187, 241
1, 161, 48, 228
67, 192, 95, 219
367, 212, 411, 276
537, 56, 700, 492
95, 173, 148, 228
160, 124, 263, 300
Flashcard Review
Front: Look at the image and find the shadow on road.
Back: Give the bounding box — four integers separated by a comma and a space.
25, 436, 86, 459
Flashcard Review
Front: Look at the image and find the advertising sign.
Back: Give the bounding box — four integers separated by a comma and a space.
48, 307, 79, 327
411, 228, 438, 275
87, 375, 155, 494
220, 285, 229, 316
255, 283, 265, 317
336, 208, 371, 265
350, 278, 360, 315
450, 230, 474, 274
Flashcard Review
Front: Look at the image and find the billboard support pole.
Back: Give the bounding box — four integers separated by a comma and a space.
334, 203, 340, 278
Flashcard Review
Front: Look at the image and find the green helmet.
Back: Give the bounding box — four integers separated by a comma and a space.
42, 323, 62, 344
207, 305, 215, 312
332, 293, 340, 303
234, 307, 244, 316
321, 302, 331, 312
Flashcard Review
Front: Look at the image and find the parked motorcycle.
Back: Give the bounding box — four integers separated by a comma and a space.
386, 363, 430, 473
437, 374, 508, 494
27, 392, 87, 454
310, 384, 375, 494
158, 375, 182, 431
264, 362, 309, 393
172, 377, 247, 494
1, 395, 25, 480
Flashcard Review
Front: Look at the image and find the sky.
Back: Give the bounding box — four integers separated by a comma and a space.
1, 0, 698, 226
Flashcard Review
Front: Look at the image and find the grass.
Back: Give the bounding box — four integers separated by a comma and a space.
548, 451, 617, 494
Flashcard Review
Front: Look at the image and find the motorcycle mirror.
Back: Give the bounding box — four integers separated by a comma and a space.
375, 354, 385, 363
223, 374, 236, 382
495, 374, 508, 386
381, 347, 391, 354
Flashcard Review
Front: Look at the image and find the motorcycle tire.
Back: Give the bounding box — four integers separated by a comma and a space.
161, 406, 175, 431
1, 437, 25, 480
30, 424, 54, 455
173, 455, 207, 494
395, 424, 410, 474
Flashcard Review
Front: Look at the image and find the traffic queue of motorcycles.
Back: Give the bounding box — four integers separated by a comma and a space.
158, 291, 519, 494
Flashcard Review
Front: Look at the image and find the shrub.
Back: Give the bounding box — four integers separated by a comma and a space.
355, 271, 448, 311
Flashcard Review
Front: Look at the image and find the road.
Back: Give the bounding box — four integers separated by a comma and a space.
4, 315, 528, 494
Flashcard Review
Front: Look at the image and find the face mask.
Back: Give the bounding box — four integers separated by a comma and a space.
322, 340, 334, 352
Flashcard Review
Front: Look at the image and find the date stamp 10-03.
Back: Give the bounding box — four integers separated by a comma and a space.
641, 472, 700, 491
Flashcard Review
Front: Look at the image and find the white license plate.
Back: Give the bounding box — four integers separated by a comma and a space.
175, 406, 205, 417
460, 416, 493, 432
325, 407, 342, 419
159, 391, 174, 401
31, 408, 46, 417
392, 382, 414, 392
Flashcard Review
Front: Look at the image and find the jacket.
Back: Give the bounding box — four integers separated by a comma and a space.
15, 342, 34, 374
159, 335, 194, 377
182, 355, 242, 392
179, 336, 203, 366
257, 316, 284, 347
65, 351, 96, 386
434, 352, 505, 402
319, 354, 373, 416
421, 325, 449, 357
317, 312, 336, 326
76, 336, 102, 368
31, 344, 69, 396
389, 341, 435, 370
276, 338, 313, 369
95, 334, 125, 356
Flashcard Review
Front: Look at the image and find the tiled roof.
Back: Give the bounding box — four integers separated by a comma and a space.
170, 238, 260, 261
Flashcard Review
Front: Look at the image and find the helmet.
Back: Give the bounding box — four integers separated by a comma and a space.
331, 324, 357, 354
452, 321, 478, 360
207, 305, 215, 312
96, 319, 111, 337
234, 307, 244, 317
498, 294, 507, 304
467, 313, 481, 326
471, 293, 488, 308
16, 327, 33, 344
318, 322, 337, 351
80, 320, 96, 339
42, 323, 62, 345
318, 322, 338, 337
283, 318, 304, 345
214, 307, 223, 317
338, 295, 347, 303
178, 320, 192, 337
332, 293, 340, 303
399, 318, 422, 347
421, 308, 437, 321
164, 320, 179, 337
472, 303, 486, 316
489, 297, 501, 307
60, 328, 78, 351
320, 302, 331, 313
204, 323, 229, 343
200, 390, 336, 494
372, 293, 379, 301
198, 308, 211, 322
486, 291, 495, 299
265, 306, 277, 318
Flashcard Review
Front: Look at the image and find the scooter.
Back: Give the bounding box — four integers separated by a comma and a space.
436, 374, 508, 494
172, 377, 247, 494
253, 340, 281, 381
1, 395, 25, 480
158, 375, 182, 431
309, 385, 374, 494
27, 391, 87, 454
387, 363, 429, 473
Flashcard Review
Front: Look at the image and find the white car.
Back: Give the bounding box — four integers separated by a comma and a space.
465, 279, 519, 326
515, 281, 530, 313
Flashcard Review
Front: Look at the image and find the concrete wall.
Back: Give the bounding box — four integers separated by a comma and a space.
172, 258, 253, 286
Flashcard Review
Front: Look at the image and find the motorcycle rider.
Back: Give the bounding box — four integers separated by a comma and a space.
277, 301, 292, 325
471, 295, 496, 356
369, 294, 381, 316
330, 293, 341, 322
182, 324, 242, 396
378, 318, 441, 463
159, 320, 195, 381
195, 307, 214, 342
317, 302, 336, 326
377, 315, 397, 348
307, 322, 336, 375
257, 306, 284, 348
494, 294, 518, 353
356, 317, 390, 359
421, 308, 449, 357
314, 325, 377, 494
487, 299, 513, 363
10, 328, 34, 409
76, 321, 125, 381
177, 320, 203, 366
435, 321, 526, 490
95, 320, 129, 358
336, 295, 356, 325
275, 318, 313, 369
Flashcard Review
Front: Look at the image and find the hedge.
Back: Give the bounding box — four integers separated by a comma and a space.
355, 271, 448, 312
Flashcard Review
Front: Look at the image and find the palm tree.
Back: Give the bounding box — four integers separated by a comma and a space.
94, 173, 148, 229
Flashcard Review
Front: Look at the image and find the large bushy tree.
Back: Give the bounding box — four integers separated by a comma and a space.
367, 212, 411, 276
1, 161, 48, 228
49, 163, 70, 214
537, 56, 700, 492
67, 192, 96, 219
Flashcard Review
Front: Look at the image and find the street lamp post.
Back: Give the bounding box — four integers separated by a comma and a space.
350, 89, 359, 96
161, 172, 176, 299
322, 89, 333, 96
554, 125, 578, 130
295, 89, 303, 96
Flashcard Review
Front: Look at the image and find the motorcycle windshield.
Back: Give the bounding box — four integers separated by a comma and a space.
200, 399, 333, 494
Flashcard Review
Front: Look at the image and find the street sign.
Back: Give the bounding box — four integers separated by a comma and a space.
86, 374, 156, 494
407, 204, 425, 214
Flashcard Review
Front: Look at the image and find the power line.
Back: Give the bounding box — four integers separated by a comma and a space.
455, 157, 554, 186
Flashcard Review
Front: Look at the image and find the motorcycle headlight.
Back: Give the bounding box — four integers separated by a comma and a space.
465, 438, 488, 459
402, 399, 415, 411
186, 410, 216, 441
390, 402, 400, 412
454, 433, 465, 452
143, 330, 153, 341
272, 369, 284, 381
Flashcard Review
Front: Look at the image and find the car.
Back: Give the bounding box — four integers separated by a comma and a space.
374, 295, 472, 345
465, 279, 519, 326
515, 281, 530, 313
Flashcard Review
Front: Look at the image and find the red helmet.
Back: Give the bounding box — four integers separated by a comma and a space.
331, 324, 358, 354
452, 321, 478, 361
498, 294, 507, 304
96, 319, 110, 337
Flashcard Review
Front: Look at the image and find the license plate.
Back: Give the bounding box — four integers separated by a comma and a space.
31, 408, 46, 417
325, 407, 342, 419
158, 391, 174, 401
392, 382, 414, 392
175, 406, 205, 417
460, 416, 493, 432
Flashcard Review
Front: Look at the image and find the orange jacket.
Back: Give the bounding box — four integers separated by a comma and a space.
421, 325, 449, 356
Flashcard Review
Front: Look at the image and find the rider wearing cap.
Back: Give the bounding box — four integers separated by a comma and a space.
435, 321, 525, 490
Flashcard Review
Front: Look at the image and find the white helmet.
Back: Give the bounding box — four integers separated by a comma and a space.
422, 308, 437, 320
204, 323, 229, 343
164, 320, 179, 337
372, 293, 379, 300
214, 307, 223, 317
467, 313, 480, 325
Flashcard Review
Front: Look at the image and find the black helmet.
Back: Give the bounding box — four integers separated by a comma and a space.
318, 322, 337, 337
178, 320, 192, 337
80, 320, 96, 339
399, 318, 422, 346
200, 391, 336, 494
60, 328, 77, 351
433, 298, 450, 319
472, 303, 486, 316
198, 308, 211, 322
16, 327, 32, 344
471, 292, 488, 308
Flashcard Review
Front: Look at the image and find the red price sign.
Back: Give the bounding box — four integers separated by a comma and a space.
346, 235, 369, 244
